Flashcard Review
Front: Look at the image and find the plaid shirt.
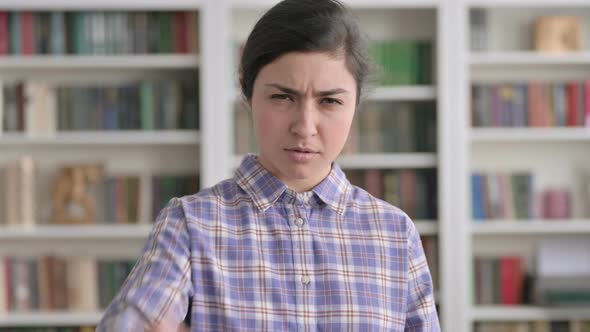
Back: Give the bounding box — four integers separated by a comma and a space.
98, 154, 440, 331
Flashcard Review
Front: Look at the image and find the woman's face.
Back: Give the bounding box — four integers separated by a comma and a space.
250, 51, 357, 192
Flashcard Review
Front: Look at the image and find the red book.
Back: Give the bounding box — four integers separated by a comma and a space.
400, 170, 417, 217
16, 83, 25, 131
174, 12, 187, 53
528, 83, 540, 127
567, 81, 580, 127
500, 256, 523, 305
364, 169, 383, 199
0, 12, 9, 54
21, 12, 35, 55
4, 258, 13, 311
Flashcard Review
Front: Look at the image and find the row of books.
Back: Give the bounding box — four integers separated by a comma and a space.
0, 256, 134, 313
103, 176, 140, 225
1, 157, 200, 225
474, 321, 590, 332
471, 172, 581, 220
2, 80, 199, 133
369, 40, 433, 86
345, 102, 437, 154
234, 101, 437, 155
345, 168, 438, 220
231, 40, 434, 88
0, 11, 199, 55
471, 173, 533, 220
473, 256, 527, 305
471, 82, 590, 127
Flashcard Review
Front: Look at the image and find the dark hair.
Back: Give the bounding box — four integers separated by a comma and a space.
239, 0, 373, 105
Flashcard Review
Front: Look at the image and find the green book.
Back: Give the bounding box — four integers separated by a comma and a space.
73, 12, 87, 54
140, 81, 155, 130
158, 12, 172, 53
387, 41, 419, 85
417, 41, 433, 85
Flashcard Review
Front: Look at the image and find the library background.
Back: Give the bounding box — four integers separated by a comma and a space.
0, 0, 589, 331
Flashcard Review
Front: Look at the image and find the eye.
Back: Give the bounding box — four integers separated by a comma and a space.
320, 97, 343, 105
270, 94, 294, 102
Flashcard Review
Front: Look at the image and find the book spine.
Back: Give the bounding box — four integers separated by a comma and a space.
0, 12, 9, 54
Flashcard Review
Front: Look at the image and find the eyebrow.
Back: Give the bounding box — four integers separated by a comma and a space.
265, 83, 349, 97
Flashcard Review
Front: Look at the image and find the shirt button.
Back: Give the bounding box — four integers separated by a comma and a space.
295, 218, 305, 227
301, 275, 311, 285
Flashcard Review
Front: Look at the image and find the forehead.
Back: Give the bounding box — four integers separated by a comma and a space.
256, 52, 356, 87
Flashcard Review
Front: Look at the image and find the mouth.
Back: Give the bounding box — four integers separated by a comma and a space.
285, 147, 319, 154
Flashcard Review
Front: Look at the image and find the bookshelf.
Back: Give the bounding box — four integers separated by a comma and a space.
4, 0, 587, 331
455, 0, 590, 331
0, 1, 216, 329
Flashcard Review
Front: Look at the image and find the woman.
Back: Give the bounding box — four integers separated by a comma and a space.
98, 0, 440, 330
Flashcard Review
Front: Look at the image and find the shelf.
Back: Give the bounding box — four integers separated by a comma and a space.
0, 225, 152, 240
414, 220, 438, 235
470, 52, 590, 66
337, 153, 438, 169
368, 86, 436, 101
465, 0, 590, 7
472, 220, 590, 235
0, 130, 200, 145
0, 0, 205, 10
470, 128, 590, 142
0, 311, 102, 327
0, 55, 200, 70
231, 0, 439, 9
471, 306, 590, 321
232, 153, 437, 170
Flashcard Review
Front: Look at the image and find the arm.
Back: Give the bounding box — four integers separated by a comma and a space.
404, 220, 441, 332
97, 198, 193, 331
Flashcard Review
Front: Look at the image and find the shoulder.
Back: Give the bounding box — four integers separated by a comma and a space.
173, 177, 248, 221
346, 184, 416, 237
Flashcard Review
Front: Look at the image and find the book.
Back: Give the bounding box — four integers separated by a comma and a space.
24, 82, 57, 138
0, 12, 8, 55
470, 8, 487, 51
66, 257, 98, 311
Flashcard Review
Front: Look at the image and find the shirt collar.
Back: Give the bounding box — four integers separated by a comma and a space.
235, 154, 350, 215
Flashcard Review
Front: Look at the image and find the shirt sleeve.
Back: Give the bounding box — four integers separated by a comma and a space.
97, 197, 193, 331
404, 220, 441, 332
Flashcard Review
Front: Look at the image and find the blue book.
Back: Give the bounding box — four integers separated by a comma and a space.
472, 173, 485, 220
10, 12, 22, 54
50, 12, 65, 54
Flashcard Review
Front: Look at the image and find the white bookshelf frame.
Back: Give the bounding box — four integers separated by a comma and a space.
0, 312, 103, 327
471, 220, 590, 235
457, 0, 590, 330
0, 55, 200, 69
0, 131, 200, 145
471, 306, 590, 322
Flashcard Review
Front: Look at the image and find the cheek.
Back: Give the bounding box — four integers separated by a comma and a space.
253, 109, 282, 141
326, 113, 354, 143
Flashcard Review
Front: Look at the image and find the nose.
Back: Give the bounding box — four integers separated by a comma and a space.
290, 100, 318, 138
